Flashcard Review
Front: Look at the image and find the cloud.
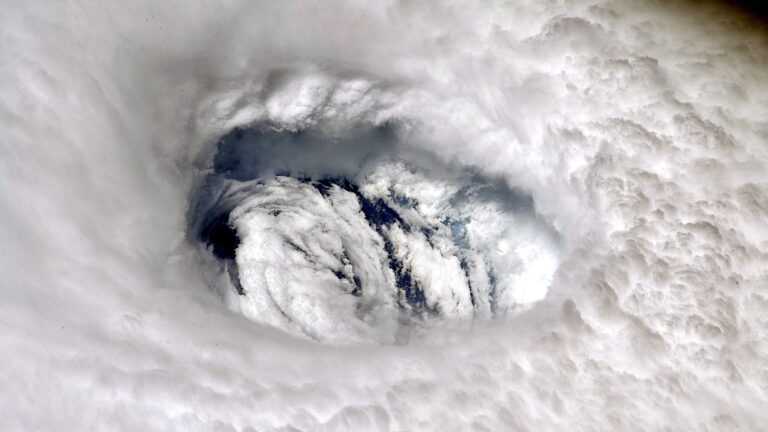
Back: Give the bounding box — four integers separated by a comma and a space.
2, 0, 768, 430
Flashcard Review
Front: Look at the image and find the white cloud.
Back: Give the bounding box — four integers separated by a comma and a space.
2, 0, 768, 430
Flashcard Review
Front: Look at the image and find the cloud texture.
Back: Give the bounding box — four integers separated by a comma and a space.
2, 0, 768, 430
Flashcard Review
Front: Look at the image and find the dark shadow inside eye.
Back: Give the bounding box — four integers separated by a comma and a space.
200, 212, 239, 260
212, 124, 400, 181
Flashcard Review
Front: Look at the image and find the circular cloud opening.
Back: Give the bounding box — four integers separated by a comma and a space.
189, 124, 562, 344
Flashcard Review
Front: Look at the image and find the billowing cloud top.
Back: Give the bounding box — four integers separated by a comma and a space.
2, 0, 768, 430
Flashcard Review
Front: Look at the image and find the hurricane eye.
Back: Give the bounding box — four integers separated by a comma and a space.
189, 124, 562, 344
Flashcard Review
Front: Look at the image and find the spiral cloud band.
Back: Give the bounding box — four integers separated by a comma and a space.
2, 0, 768, 430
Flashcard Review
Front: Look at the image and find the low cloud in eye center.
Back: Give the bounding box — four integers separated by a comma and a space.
190, 124, 562, 344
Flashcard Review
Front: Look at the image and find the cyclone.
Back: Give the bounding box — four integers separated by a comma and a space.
2, 1, 768, 431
